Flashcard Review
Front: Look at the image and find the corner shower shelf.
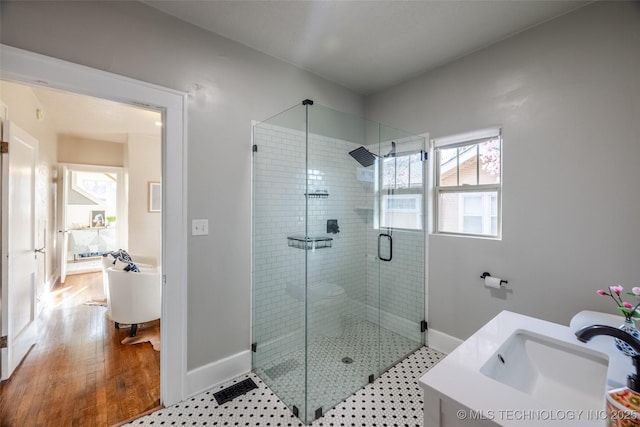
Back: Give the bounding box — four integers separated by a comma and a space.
305, 191, 329, 199
287, 236, 333, 250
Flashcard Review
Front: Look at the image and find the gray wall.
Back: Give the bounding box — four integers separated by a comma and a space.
366, 1, 640, 340
0, 0, 364, 370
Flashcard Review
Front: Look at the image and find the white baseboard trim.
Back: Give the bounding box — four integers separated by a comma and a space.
427, 329, 463, 355
186, 350, 252, 398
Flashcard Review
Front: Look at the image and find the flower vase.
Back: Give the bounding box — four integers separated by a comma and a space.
615, 318, 640, 357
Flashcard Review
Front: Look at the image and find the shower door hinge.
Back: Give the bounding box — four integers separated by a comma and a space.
315, 407, 323, 420
251, 342, 257, 352
0, 335, 7, 348
420, 320, 428, 332
292, 406, 299, 417
368, 374, 375, 384
252, 144, 258, 153
420, 150, 428, 161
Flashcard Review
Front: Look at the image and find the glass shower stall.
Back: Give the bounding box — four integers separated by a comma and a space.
252, 100, 426, 424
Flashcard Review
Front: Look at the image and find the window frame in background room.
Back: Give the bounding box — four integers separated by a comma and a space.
433, 127, 502, 239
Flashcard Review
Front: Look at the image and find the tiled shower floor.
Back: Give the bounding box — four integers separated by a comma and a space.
127, 345, 444, 426
254, 320, 425, 421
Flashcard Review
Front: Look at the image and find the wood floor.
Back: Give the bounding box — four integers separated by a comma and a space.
0, 272, 161, 426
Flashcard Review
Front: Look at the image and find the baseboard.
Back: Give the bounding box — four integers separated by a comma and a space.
186, 350, 252, 398
427, 329, 463, 354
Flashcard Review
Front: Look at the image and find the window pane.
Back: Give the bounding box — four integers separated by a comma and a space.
438, 147, 458, 187
463, 195, 482, 215
438, 190, 498, 236
386, 198, 416, 210
382, 157, 396, 188
383, 153, 423, 189
436, 132, 501, 238
409, 153, 423, 188
395, 155, 410, 189
479, 138, 501, 185
437, 192, 460, 233
463, 216, 483, 234
458, 145, 478, 186
381, 194, 422, 230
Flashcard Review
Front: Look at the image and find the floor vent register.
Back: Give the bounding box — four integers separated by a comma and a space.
213, 378, 259, 405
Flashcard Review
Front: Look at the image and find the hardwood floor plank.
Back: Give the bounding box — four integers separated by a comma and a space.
0, 272, 160, 426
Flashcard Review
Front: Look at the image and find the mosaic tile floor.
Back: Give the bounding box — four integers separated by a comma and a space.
127, 346, 444, 427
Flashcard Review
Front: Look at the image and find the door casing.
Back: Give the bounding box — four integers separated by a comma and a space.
0, 44, 188, 406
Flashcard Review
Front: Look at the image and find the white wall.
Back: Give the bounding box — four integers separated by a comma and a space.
126, 134, 161, 263
58, 135, 124, 167
0, 80, 58, 300
366, 1, 640, 340
0, 0, 364, 371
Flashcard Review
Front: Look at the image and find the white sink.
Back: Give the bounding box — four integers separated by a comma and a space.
480, 329, 609, 411
419, 311, 629, 425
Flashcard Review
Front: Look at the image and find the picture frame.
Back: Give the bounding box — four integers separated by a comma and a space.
90, 210, 106, 228
148, 182, 161, 213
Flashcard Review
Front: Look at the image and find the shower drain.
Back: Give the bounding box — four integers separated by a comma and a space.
341, 357, 354, 364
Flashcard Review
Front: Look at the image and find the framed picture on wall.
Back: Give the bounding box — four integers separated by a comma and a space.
90, 210, 106, 227
149, 182, 161, 213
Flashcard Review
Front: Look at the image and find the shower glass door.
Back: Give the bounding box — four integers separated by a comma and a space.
304, 104, 380, 422
374, 126, 426, 372
252, 100, 425, 425
252, 103, 307, 418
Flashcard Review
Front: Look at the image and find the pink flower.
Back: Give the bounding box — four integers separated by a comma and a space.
610, 285, 624, 295
597, 289, 607, 295
632, 287, 640, 296
623, 302, 634, 309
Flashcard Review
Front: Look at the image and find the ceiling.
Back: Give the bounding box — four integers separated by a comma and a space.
27, 83, 161, 143
144, 0, 590, 95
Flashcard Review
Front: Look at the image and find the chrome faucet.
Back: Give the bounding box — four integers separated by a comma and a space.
576, 324, 640, 392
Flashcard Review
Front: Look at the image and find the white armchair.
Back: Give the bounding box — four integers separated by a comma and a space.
102, 253, 158, 316
107, 267, 161, 337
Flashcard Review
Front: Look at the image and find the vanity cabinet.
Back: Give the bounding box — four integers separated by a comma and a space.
425, 388, 499, 427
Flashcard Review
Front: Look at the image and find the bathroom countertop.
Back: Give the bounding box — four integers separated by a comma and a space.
419, 310, 633, 426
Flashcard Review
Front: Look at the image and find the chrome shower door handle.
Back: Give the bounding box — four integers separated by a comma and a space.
378, 233, 392, 262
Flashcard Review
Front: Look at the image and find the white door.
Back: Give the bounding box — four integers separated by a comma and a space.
1, 120, 38, 380
58, 165, 69, 283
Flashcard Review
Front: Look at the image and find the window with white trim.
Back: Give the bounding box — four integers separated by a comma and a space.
434, 128, 501, 238
378, 151, 424, 230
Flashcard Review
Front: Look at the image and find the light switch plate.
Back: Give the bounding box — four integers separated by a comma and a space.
192, 219, 209, 236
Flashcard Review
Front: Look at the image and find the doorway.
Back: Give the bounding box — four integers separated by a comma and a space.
1, 44, 187, 411
62, 165, 125, 278
1, 79, 163, 423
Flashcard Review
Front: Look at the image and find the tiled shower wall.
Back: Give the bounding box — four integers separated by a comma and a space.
252, 124, 425, 368
366, 230, 425, 345
252, 123, 370, 367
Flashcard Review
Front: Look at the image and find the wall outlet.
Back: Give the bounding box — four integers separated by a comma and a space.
191, 219, 209, 236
